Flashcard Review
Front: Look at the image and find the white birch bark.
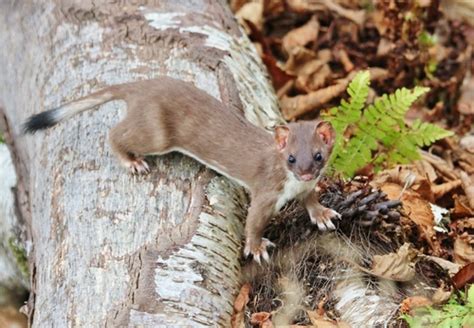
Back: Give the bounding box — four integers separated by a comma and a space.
0, 1, 282, 326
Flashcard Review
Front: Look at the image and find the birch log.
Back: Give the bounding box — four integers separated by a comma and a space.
0, 1, 283, 326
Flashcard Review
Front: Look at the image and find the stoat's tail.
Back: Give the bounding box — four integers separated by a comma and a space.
22, 88, 118, 134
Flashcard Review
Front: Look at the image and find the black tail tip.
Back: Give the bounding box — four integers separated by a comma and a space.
22, 109, 58, 134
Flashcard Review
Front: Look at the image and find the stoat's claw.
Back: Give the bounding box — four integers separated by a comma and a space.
244, 238, 275, 264
311, 207, 340, 231
126, 158, 150, 175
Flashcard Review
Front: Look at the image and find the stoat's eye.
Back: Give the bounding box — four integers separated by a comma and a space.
288, 155, 296, 164
313, 152, 323, 162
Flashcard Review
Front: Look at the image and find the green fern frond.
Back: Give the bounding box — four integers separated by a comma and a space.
323, 71, 453, 178
408, 119, 454, 147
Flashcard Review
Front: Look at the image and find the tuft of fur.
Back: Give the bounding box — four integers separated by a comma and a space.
21, 89, 115, 135
22, 108, 60, 134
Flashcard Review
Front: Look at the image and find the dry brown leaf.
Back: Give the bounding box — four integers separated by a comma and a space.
422, 151, 459, 181
422, 255, 461, 276
334, 48, 354, 72
261, 54, 295, 89
307, 310, 351, 328
415, 160, 437, 182
282, 15, 319, 54
284, 47, 331, 75
230, 0, 251, 12
320, 0, 365, 25
400, 296, 433, 314
431, 283, 453, 304
455, 217, 474, 231
371, 243, 417, 281
231, 283, 251, 328
453, 237, 474, 265
280, 72, 355, 120
251, 312, 273, 328
236, 1, 264, 31
286, 0, 326, 13
295, 64, 331, 92
277, 79, 294, 99
285, 0, 365, 25
460, 135, 474, 154
460, 171, 474, 209
452, 195, 474, 218
432, 179, 462, 199
452, 262, 474, 289
441, 0, 474, 26
373, 165, 434, 202
377, 38, 396, 56
380, 183, 442, 254
262, 0, 285, 16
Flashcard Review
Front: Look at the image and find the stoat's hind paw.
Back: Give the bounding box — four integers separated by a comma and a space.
125, 158, 150, 175
244, 238, 275, 264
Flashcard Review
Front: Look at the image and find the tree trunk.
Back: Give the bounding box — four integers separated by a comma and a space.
0, 1, 282, 326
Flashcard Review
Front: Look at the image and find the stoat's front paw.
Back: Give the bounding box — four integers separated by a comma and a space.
125, 157, 150, 175
310, 206, 341, 231
244, 238, 275, 264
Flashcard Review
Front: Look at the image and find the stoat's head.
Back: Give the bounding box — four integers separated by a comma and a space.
274, 120, 335, 182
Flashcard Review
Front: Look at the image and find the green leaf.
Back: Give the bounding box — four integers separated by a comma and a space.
324, 71, 451, 178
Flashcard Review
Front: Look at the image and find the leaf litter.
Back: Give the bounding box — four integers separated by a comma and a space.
231, 0, 474, 326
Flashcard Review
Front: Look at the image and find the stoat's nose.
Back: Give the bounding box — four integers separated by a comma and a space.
300, 174, 313, 181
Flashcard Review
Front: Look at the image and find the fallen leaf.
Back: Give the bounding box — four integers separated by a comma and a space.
334, 48, 354, 72
231, 283, 251, 328
286, 0, 326, 13
295, 63, 331, 92
460, 172, 474, 209
431, 284, 453, 304
455, 217, 474, 231
320, 0, 366, 26
262, 0, 285, 16
230, 0, 250, 12
262, 54, 295, 89
452, 195, 474, 218
282, 15, 319, 54
452, 262, 474, 289
280, 72, 355, 120
284, 47, 330, 75
441, 0, 474, 26
432, 179, 462, 199
416, 160, 437, 182
371, 243, 417, 281
457, 72, 474, 114
400, 296, 433, 314
421, 151, 459, 181
377, 38, 396, 56
236, 1, 264, 31
251, 312, 273, 328
453, 237, 474, 266
422, 255, 461, 276
380, 183, 435, 231
307, 310, 351, 328
460, 135, 474, 154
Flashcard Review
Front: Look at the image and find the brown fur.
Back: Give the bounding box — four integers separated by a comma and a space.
23, 77, 339, 261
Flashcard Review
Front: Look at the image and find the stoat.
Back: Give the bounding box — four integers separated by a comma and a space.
22, 77, 340, 262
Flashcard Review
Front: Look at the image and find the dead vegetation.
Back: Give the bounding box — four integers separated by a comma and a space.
231, 0, 474, 326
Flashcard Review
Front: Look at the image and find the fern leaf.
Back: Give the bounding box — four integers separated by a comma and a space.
407, 119, 454, 147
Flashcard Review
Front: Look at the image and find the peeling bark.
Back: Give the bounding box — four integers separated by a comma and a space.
0, 1, 282, 326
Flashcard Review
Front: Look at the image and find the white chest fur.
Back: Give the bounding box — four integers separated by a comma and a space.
275, 172, 317, 212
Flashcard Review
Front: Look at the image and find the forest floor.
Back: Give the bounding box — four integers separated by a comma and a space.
230, 1, 474, 327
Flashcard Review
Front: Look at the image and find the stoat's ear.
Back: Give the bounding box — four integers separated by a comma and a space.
274, 125, 290, 151
315, 121, 335, 149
